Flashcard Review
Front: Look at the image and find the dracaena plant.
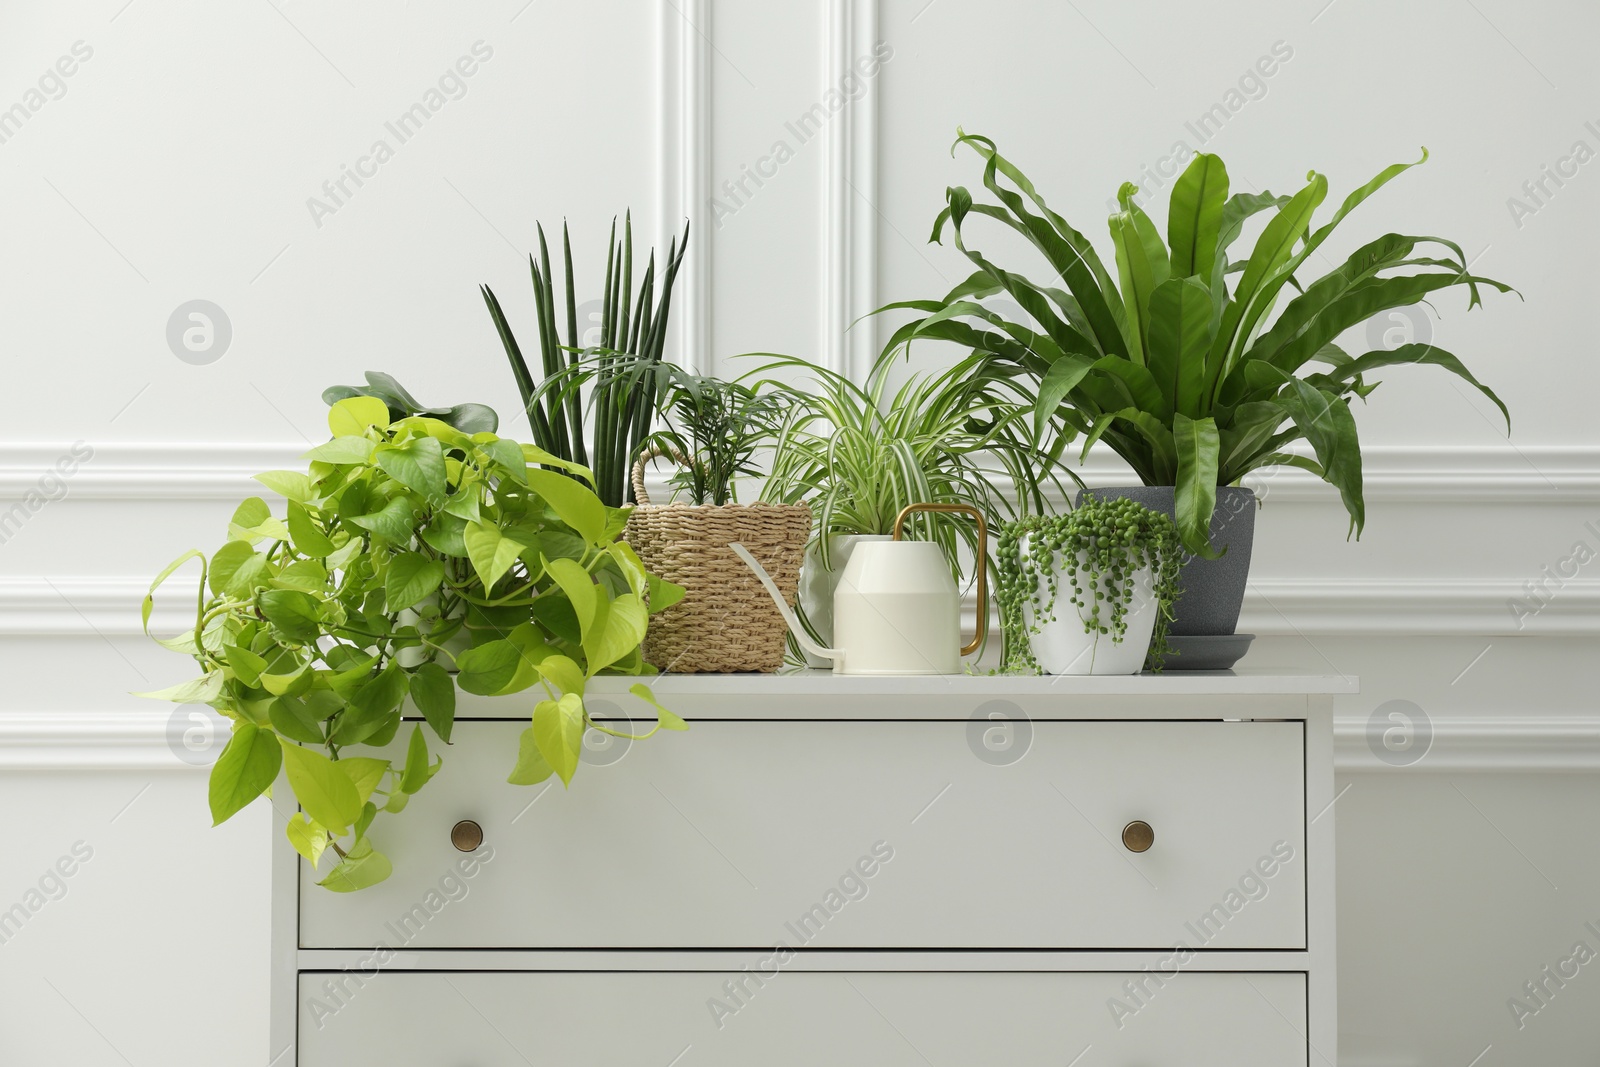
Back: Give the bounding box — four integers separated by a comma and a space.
885, 130, 1515, 554
138, 397, 686, 892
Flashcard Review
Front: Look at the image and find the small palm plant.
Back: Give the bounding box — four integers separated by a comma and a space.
885, 130, 1515, 554
639, 366, 793, 506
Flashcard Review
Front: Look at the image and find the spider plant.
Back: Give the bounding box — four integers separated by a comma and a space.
749, 348, 1075, 574
883, 130, 1515, 555
638, 365, 793, 507
480, 213, 689, 507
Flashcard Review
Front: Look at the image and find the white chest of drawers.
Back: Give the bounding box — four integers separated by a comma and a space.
270, 670, 1351, 1065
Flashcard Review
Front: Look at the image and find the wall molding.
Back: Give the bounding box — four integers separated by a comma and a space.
1, 442, 302, 500
1237, 578, 1600, 636
5, 442, 1599, 637
2, 709, 1594, 772
0, 711, 204, 771
1241, 444, 1600, 505
10, 573, 1599, 637
822, 0, 880, 378
946, 577, 1600, 637
658, 0, 711, 369
7, 442, 1599, 503
0, 577, 194, 636
1334, 715, 1600, 772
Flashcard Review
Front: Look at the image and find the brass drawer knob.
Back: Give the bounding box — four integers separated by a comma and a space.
451, 819, 484, 852
1122, 820, 1155, 853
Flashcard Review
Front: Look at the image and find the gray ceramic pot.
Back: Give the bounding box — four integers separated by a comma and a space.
1076, 485, 1256, 637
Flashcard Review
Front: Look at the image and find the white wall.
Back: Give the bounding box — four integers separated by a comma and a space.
1, 1, 1597, 1064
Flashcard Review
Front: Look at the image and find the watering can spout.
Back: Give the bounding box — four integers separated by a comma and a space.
729, 543, 844, 672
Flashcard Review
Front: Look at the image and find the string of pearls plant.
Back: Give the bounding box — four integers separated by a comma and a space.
996, 496, 1184, 673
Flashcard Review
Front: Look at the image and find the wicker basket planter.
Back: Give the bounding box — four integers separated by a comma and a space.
624, 451, 812, 673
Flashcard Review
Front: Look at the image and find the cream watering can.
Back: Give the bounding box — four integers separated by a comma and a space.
732, 503, 988, 675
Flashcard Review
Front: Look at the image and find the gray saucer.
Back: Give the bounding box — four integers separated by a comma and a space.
1159, 633, 1255, 671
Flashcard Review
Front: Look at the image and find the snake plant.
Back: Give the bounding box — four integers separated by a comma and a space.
480, 214, 689, 508
884, 130, 1515, 555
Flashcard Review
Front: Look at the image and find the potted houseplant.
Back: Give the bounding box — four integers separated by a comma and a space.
138, 395, 685, 892
624, 366, 812, 673
750, 349, 1071, 665
476, 213, 807, 672
481, 213, 689, 507
322, 371, 500, 434
885, 130, 1514, 665
997, 497, 1182, 675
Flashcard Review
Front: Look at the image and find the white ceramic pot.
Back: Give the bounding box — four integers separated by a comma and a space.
395, 594, 472, 670
796, 534, 890, 668
1021, 538, 1157, 675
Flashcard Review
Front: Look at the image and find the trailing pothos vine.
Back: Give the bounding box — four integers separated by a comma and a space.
137, 396, 687, 892
996, 496, 1183, 673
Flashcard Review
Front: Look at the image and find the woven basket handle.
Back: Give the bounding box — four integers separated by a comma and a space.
630, 445, 692, 506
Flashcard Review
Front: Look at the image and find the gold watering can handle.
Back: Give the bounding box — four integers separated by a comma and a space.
892, 503, 988, 657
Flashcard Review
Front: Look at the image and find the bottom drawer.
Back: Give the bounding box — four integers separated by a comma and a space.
299, 970, 1306, 1064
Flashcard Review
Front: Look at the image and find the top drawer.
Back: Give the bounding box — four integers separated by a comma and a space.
300, 715, 1305, 950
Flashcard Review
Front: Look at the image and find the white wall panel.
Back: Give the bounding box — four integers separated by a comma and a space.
1337, 772, 1600, 1067
2, 2, 1597, 1065
866, 8, 1600, 1054
0, 0, 669, 443
704, 0, 828, 373
0, 770, 268, 1066
0, 4, 675, 1065
874, 0, 1596, 446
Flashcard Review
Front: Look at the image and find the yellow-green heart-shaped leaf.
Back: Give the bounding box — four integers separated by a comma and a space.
285, 812, 329, 867
328, 396, 390, 438
507, 726, 554, 785
463, 522, 525, 589
532, 693, 585, 787
279, 739, 361, 834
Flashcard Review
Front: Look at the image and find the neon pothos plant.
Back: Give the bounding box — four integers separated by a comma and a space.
138, 397, 686, 892
886, 130, 1515, 554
